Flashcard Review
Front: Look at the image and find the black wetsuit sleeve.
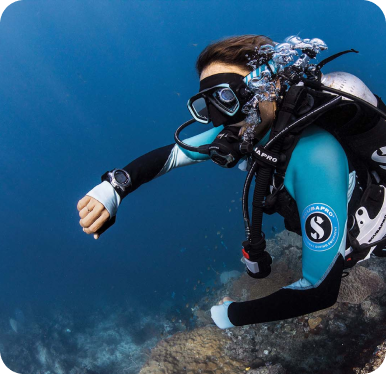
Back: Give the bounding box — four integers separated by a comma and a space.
120, 144, 174, 198
95, 144, 175, 235
114, 126, 222, 199
228, 255, 344, 325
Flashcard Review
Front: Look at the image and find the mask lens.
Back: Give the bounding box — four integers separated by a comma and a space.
190, 97, 209, 123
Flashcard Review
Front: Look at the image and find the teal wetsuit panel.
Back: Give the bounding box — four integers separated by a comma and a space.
284, 125, 349, 286
178, 123, 348, 288
178, 126, 224, 161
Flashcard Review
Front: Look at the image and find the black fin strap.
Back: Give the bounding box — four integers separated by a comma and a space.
317, 49, 359, 70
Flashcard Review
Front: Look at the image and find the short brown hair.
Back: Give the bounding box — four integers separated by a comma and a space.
196, 35, 275, 76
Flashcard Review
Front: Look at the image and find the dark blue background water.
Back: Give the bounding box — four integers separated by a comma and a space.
0, 0, 385, 324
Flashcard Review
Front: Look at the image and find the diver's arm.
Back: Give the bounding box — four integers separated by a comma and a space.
212, 126, 349, 327
80, 126, 222, 237
119, 125, 224, 198
87, 126, 223, 205
80, 144, 178, 235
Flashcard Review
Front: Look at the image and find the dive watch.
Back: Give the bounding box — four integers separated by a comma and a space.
101, 169, 132, 198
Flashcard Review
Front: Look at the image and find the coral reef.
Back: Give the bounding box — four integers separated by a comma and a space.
1, 305, 174, 374
1, 230, 385, 373
338, 266, 385, 304
140, 231, 386, 374
220, 270, 242, 285
353, 340, 386, 374
139, 327, 245, 374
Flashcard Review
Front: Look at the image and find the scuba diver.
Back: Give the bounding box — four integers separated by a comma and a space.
77, 35, 386, 329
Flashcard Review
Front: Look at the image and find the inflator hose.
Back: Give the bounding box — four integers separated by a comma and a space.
174, 119, 210, 154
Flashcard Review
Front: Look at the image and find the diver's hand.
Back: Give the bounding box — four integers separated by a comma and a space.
77, 196, 110, 239
218, 296, 235, 305
210, 297, 236, 329
78, 181, 121, 239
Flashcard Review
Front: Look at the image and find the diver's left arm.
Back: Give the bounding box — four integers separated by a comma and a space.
86, 126, 223, 208
81, 126, 223, 237
212, 127, 349, 327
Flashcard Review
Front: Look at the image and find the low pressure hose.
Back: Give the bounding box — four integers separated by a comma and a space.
174, 119, 209, 155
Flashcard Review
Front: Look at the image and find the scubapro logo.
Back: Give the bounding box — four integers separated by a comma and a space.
306, 214, 332, 242
310, 216, 324, 239
371, 147, 386, 170
302, 203, 339, 251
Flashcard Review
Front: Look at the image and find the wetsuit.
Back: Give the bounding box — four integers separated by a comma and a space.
87, 121, 351, 327
86, 72, 384, 328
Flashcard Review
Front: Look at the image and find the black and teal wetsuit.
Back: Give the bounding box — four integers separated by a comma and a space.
109, 123, 351, 327
86, 71, 386, 327
226, 125, 349, 326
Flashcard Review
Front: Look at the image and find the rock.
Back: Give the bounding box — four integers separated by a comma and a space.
248, 363, 286, 374
308, 317, 322, 330
138, 230, 386, 374
328, 320, 348, 336
220, 270, 242, 285
353, 340, 386, 373
194, 308, 213, 326
338, 266, 385, 304
230, 259, 301, 301
273, 230, 302, 250
361, 300, 382, 320
139, 327, 246, 374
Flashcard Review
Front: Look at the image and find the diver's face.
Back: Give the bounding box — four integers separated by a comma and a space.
200, 62, 277, 129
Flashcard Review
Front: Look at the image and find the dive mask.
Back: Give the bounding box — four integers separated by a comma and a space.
187, 73, 253, 127
187, 60, 278, 127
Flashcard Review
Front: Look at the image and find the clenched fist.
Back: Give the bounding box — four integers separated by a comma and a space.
77, 196, 110, 239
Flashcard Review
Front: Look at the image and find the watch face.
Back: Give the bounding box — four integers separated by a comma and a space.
114, 170, 128, 184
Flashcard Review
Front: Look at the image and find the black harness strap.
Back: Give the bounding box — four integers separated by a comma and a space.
242, 87, 318, 277
250, 86, 307, 243
242, 86, 344, 279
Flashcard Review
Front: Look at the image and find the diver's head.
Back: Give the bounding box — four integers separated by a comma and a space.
188, 35, 279, 135
196, 35, 275, 78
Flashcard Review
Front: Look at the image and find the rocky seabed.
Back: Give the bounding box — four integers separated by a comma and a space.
1, 231, 386, 374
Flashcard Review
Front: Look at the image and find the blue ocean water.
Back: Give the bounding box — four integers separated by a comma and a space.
0, 0, 385, 372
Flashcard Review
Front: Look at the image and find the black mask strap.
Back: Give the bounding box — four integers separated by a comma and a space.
199, 73, 245, 91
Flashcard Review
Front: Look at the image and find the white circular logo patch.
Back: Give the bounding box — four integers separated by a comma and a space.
302, 203, 339, 251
